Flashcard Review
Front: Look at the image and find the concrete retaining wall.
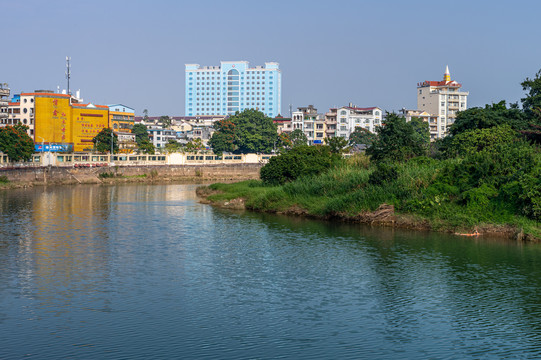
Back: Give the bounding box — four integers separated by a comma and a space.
0, 164, 262, 185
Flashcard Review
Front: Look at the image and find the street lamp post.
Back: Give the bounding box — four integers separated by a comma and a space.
111, 129, 114, 160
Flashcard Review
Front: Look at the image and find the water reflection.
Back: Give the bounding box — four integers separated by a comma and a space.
0, 184, 541, 359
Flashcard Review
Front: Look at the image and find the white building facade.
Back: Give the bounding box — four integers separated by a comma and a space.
417, 66, 468, 138
336, 105, 383, 139
291, 105, 326, 145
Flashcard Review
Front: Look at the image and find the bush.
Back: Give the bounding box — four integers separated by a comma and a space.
98, 172, 116, 178
0, 175, 9, 184
368, 162, 398, 185
519, 166, 541, 220
260, 145, 338, 185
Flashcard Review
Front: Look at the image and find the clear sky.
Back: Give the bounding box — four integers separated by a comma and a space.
4, 0, 541, 116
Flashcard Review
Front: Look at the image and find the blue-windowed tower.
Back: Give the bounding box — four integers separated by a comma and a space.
185, 61, 282, 118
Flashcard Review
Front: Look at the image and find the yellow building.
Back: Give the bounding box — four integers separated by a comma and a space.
108, 104, 135, 133
32, 92, 109, 152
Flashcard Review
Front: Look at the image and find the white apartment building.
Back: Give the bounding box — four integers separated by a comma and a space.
0, 84, 8, 126
291, 105, 326, 144
417, 66, 468, 138
147, 125, 177, 149
336, 104, 383, 139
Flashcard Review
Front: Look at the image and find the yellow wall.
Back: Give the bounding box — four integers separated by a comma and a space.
35, 96, 72, 145
72, 107, 109, 152
35, 96, 109, 152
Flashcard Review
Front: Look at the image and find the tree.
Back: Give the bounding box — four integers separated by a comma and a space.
366, 112, 427, 162
185, 138, 204, 152
449, 101, 528, 136
132, 124, 150, 146
0, 124, 34, 162
208, 119, 236, 154
521, 69, 541, 115
325, 136, 349, 154
209, 109, 278, 154
444, 124, 519, 158
138, 139, 155, 154
164, 139, 182, 153
92, 128, 118, 153
159, 115, 172, 129
409, 117, 430, 144
348, 127, 377, 147
288, 129, 308, 147
143, 109, 149, 120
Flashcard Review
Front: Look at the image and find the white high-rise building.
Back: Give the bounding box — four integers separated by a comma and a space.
417, 66, 469, 138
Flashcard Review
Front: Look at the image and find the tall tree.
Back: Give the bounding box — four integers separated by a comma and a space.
132, 124, 150, 146
0, 124, 34, 162
208, 119, 236, 154
160, 115, 172, 129
521, 69, 541, 114
409, 117, 431, 145
93, 128, 118, 153
209, 109, 278, 154
366, 113, 427, 162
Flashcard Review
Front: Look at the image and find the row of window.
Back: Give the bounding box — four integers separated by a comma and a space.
188, 71, 274, 75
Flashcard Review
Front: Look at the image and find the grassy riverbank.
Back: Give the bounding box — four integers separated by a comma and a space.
198, 155, 541, 242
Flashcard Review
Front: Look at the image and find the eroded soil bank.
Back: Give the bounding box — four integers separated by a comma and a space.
196, 186, 539, 243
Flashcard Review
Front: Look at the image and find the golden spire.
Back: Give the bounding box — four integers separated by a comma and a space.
443, 65, 451, 82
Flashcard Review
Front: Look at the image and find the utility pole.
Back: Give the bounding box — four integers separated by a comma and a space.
111, 130, 114, 156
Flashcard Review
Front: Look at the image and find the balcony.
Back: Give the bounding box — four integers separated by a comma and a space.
0, 88, 9, 97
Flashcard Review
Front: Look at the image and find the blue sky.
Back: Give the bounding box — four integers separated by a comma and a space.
4, 0, 541, 116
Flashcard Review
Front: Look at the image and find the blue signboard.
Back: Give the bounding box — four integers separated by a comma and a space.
313, 140, 323, 144
35, 144, 72, 152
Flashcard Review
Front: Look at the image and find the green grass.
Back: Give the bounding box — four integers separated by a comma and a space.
201, 156, 541, 239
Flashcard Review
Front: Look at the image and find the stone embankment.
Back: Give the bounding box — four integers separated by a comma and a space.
0, 164, 262, 187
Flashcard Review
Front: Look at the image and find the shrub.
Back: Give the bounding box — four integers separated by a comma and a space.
0, 175, 9, 184
98, 172, 116, 178
368, 162, 398, 185
260, 145, 338, 185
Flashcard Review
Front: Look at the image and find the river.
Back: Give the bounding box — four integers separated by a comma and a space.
1, 184, 541, 359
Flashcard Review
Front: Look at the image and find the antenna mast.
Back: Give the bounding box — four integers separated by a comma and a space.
65, 56, 71, 95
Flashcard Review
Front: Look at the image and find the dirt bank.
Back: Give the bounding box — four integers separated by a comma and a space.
195, 188, 540, 243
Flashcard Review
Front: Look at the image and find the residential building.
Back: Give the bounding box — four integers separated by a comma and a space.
273, 116, 292, 135
324, 109, 337, 138
8, 90, 109, 152
0, 84, 8, 125
185, 61, 282, 118
335, 104, 383, 139
147, 125, 177, 149
291, 105, 326, 144
417, 66, 469, 138
400, 109, 440, 141
109, 104, 135, 133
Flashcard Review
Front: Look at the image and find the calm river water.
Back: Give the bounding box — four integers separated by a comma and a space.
1, 184, 541, 359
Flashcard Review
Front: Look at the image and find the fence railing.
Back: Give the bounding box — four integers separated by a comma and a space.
0, 152, 276, 168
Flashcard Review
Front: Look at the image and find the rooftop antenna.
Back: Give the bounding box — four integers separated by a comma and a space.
289, 104, 292, 118
65, 56, 71, 95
